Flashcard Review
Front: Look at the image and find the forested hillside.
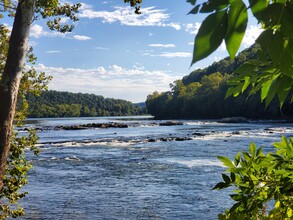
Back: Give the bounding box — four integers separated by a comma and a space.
25, 90, 145, 118
146, 46, 293, 119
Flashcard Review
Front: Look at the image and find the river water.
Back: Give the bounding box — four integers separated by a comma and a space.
19, 116, 293, 220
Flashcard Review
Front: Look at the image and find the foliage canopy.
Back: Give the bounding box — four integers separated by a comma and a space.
186, 0, 293, 218
146, 46, 293, 119
0, 24, 50, 219
25, 90, 145, 118
188, 0, 293, 107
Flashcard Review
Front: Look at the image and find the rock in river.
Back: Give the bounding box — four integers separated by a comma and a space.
217, 117, 249, 123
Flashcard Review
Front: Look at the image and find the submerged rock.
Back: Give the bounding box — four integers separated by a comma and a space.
148, 139, 157, 142
159, 121, 184, 126
55, 122, 128, 130
175, 137, 186, 141
192, 132, 206, 136
217, 117, 249, 123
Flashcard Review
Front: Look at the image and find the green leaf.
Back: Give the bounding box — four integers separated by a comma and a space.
234, 62, 258, 75
234, 152, 241, 166
242, 76, 251, 93
267, 76, 282, 105
231, 172, 236, 182
261, 78, 273, 102
256, 147, 263, 156
230, 201, 241, 213
218, 156, 235, 168
222, 173, 231, 183
230, 194, 242, 201
232, 84, 244, 97
287, 208, 293, 218
242, 152, 251, 160
275, 76, 292, 107
186, 0, 197, 5
188, 5, 200, 14
200, 0, 230, 13
275, 0, 287, 3
191, 10, 228, 65
225, 0, 248, 59
281, 6, 293, 38
212, 182, 228, 190
249, 142, 257, 156
225, 87, 235, 99
248, 0, 268, 20
259, 3, 284, 28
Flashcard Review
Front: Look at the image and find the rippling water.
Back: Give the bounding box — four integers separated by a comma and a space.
19, 116, 293, 219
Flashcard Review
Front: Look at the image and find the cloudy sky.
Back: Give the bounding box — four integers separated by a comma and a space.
10, 0, 262, 102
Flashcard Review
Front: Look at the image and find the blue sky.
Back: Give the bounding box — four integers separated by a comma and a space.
10, 1, 262, 102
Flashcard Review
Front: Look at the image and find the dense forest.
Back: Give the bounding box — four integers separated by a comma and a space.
25, 90, 146, 118
146, 46, 293, 119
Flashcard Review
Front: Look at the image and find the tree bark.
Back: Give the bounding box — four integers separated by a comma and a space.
0, 0, 34, 189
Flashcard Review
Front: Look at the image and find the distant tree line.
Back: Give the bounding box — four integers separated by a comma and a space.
25, 90, 146, 118
146, 46, 293, 119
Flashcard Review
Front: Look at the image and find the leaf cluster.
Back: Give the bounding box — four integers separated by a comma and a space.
0, 0, 81, 33
0, 24, 49, 218
35, 1, 81, 33
188, 0, 248, 62
124, 0, 142, 14
0, 130, 39, 219
214, 138, 293, 219
188, 0, 293, 107
124, 0, 142, 7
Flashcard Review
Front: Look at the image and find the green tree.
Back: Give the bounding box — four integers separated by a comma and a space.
187, 0, 293, 218
0, 24, 51, 218
81, 106, 91, 117
0, 0, 142, 191
0, 0, 81, 191
90, 107, 97, 117
67, 104, 82, 117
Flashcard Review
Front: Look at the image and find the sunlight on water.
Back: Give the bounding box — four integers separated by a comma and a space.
20, 117, 293, 220
164, 158, 226, 168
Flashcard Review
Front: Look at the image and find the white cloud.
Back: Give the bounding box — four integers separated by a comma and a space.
168, 22, 181, 31
35, 64, 180, 102
73, 35, 92, 41
142, 51, 192, 58
242, 25, 263, 47
30, 24, 67, 38
46, 50, 62, 54
184, 22, 201, 35
148, 43, 176, 48
158, 52, 192, 58
140, 49, 154, 56
213, 56, 223, 62
93, 46, 109, 50
219, 41, 226, 51
30, 24, 92, 41
79, 2, 92, 10
79, 5, 181, 30
30, 24, 43, 38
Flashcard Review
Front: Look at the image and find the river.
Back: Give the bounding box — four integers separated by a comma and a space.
18, 116, 293, 219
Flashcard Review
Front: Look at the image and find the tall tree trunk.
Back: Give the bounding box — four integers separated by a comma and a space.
0, 0, 34, 189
